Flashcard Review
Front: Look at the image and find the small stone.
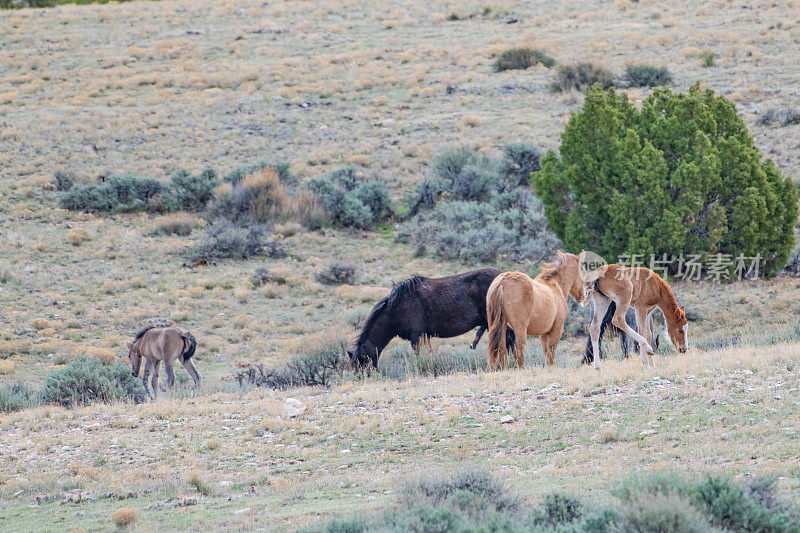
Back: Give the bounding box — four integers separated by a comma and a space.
500, 415, 514, 424
282, 398, 307, 418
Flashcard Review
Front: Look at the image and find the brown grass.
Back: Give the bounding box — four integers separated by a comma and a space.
111, 507, 140, 527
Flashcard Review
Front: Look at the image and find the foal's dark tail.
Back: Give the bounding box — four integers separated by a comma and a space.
181, 332, 197, 362
583, 301, 616, 364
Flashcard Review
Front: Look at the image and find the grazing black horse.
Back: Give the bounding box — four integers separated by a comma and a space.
583, 300, 658, 364
349, 269, 513, 370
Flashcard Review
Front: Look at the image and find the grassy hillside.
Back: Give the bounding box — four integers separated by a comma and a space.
2, 0, 800, 530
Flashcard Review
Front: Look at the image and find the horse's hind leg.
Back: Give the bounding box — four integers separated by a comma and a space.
589, 294, 611, 370
470, 326, 486, 349
164, 361, 176, 390
182, 359, 203, 389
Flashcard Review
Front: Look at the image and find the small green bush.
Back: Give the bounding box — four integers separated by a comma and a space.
616, 493, 712, 533
184, 222, 267, 263
304, 167, 393, 229
0, 382, 36, 413
315, 262, 357, 285
551, 63, 615, 92
493, 48, 555, 72
700, 50, 715, 67
168, 168, 218, 211
41, 357, 146, 408
623, 64, 673, 87
53, 171, 75, 192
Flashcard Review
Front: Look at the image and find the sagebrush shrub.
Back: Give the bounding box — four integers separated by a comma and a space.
551, 63, 615, 92
378, 345, 486, 380
500, 143, 543, 187
151, 213, 202, 236
315, 262, 357, 285
224, 161, 294, 187
493, 48, 555, 72
184, 222, 266, 263
169, 168, 218, 211
624, 64, 673, 87
0, 382, 36, 413
234, 341, 348, 389
403, 192, 560, 264
534, 85, 798, 276
59, 174, 167, 213
304, 167, 393, 229
757, 108, 800, 127
207, 168, 288, 224
40, 357, 145, 408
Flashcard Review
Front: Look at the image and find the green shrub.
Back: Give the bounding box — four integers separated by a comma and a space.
533, 85, 798, 276
551, 63, 614, 92
616, 493, 712, 533
304, 167, 393, 229
41, 357, 145, 408
493, 48, 555, 72
623, 64, 673, 87
169, 168, 218, 211
59, 174, 167, 213
401, 468, 521, 512
0, 382, 37, 413
53, 171, 75, 192
700, 50, 715, 67
315, 262, 357, 285
402, 192, 560, 264
184, 222, 268, 263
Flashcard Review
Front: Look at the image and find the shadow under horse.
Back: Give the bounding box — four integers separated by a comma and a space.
583, 300, 657, 364
348, 269, 514, 371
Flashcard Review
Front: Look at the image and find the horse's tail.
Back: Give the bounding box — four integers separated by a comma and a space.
584, 300, 617, 364
181, 332, 197, 362
487, 282, 507, 368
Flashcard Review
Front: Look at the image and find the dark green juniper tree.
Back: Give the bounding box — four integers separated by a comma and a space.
533, 84, 798, 276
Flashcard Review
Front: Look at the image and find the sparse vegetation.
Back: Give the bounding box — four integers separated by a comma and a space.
110, 507, 140, 528
184, 222, 270, 263
700, 50, 715, 67
623, 64, 673, 87
493, 47, 555, 72
234, 341, 348, 389
0, 382, 34, 413
551, 63, 615, 92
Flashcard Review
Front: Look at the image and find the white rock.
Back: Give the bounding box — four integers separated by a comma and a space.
282, 398, 307, 418
500, 415, 514, 424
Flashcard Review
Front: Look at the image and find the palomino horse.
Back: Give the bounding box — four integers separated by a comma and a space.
126, 326, 201, 399
584, 265, 687, 369
486, 251, 586, 369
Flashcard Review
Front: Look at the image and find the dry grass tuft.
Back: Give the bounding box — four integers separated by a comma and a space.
67, 228, 90, 246
111, 507, 140, 527
0, 359, 15, 375
86, 347, 118, 365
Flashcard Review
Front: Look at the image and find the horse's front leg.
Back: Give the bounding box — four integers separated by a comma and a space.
470, 326, 486, 349
635, 309, 654, 366
150, 360, 160, 399
142, 359, 155, 400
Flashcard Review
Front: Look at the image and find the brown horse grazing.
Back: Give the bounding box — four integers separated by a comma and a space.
585, 265, 688, 369
486, 251, 586, 369
126, 326, 201, 399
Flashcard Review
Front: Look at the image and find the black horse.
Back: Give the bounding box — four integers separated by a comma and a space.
583, 300, 658, 364
349, 269, 513, 370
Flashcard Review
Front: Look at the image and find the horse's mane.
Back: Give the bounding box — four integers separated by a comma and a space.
133, 325, 156, 343
538, 253, 567, 281
356, 276, 425, 348
654, 274, 679, 312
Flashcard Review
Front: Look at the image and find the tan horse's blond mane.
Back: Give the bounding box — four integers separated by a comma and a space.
537, 253, 568, 282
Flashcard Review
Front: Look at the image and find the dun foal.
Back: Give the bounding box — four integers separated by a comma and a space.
585, 265, 688, 369
126, 326, 201, 399
486, 251, 586, 369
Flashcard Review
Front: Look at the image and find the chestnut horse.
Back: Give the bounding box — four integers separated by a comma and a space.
585, 265, 687, 369
486, 251, 586, 369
